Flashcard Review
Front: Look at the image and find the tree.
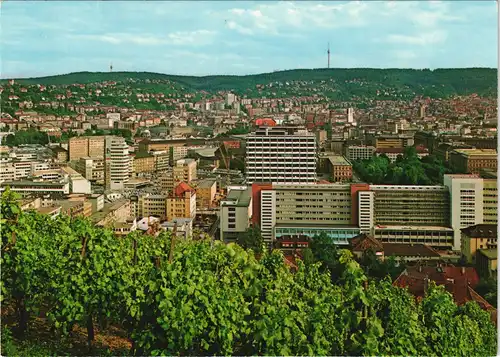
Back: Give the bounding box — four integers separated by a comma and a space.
236, 226, 264, 254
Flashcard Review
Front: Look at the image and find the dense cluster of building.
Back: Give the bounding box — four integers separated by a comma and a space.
1, 78, 497, 318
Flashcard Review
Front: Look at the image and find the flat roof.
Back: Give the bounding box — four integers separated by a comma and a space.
375, 225, 453, 232
327, 155, 351, 166
196, 179, 217, 188
453, 148, 497, 156
222, 187, 251, 207
1, 180, 67, 187
276, 223, 359, 229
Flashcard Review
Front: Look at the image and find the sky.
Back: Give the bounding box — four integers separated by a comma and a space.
0, 1, 498, 78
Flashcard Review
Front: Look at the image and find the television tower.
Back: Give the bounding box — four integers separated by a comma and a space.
327, 42, 330, 69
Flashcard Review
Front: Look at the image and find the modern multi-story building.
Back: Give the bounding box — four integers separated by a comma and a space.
444, 174, 485, 251
483, 179, 498, 224
105, 136, 130, 191
449, 149, 497, 175
220, 185, 252, 242
260, 183, 360, 246
371, 185, 450, 227
345, 145, 376, 161
246, 126, 317, 184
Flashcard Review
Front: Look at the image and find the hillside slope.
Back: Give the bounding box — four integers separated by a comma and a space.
2, 68, 497, 99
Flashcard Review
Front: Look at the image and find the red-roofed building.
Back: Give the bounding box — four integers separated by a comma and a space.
167, 182, 196, 221
255, 118, 276, 127
393, 264, 496, 323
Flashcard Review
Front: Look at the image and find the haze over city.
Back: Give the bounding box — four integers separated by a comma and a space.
1, 0, 498, 78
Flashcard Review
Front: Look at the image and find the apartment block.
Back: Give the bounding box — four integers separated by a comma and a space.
449, 149, 497, 174
246, 126, 317, 184
220, 186, 252, 242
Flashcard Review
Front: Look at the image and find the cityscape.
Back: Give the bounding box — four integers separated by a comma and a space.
0, 1, 498, 356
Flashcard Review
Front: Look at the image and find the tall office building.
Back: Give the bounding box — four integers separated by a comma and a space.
444, 174, 485, 250
105, 136, 130, 191
245, 126, 317, 184
261, 183, 360, 246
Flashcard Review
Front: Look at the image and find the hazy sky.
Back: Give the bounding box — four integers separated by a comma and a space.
1, 1, 497, 78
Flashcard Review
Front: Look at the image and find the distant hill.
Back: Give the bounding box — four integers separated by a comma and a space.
2, 68, 497, 99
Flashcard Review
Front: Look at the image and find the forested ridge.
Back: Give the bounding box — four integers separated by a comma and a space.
1, 188, 497, 356
2, 68, 497, 99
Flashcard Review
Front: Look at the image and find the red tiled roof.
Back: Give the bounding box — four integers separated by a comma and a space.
350, 233, 384, 252
255, 118, 276, 126
174, 182, 195, 197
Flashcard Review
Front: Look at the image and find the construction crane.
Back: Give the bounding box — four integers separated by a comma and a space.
218, 143, 231, 192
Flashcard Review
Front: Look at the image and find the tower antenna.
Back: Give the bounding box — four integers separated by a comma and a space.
110, 63, 113, 72
327, 42, 330, 69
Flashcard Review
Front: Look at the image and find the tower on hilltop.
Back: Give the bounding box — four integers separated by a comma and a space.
327, 42, 330, 69
110, 63, 113, 72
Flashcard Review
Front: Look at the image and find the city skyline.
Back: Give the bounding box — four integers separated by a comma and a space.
1, 1, 498, 78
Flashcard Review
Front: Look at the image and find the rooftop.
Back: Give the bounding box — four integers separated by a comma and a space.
375, 225, 453, 232
328, 155, 351, 166
461, 224, 497, 238
221, 187, 252, 207
196, 179, 217, 189
453, 148, 497, 156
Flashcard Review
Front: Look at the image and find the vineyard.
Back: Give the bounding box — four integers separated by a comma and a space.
1, 187, 497, 356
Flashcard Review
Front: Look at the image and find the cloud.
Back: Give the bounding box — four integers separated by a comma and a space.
385, 31, 448, 46
226, 21, 254, 35
392, 50, 417, 60
68, 30, 216, 46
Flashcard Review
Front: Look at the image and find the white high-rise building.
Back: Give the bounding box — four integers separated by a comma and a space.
358, 191, 374, 233
105, 136, 130, 191
444, 174, 484, 251
260, 190, 276, 245
347, 108, 354, 123
245, 126, 317, 184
